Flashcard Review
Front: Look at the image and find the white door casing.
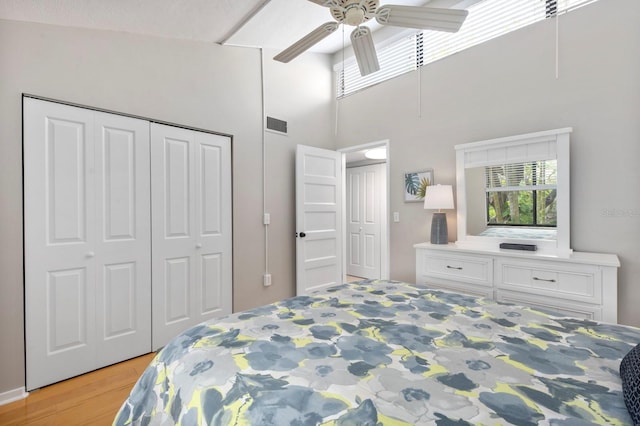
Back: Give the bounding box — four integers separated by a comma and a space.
24, 98, 151, 390
150, 124, 232, 350
346, 163, 385, 279
295, 145, 343, 295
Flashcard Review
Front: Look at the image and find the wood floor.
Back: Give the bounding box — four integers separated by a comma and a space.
0, 353, 155, 426
346, 275, 365, 282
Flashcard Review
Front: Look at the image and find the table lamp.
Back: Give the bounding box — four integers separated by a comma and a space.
424, 184, 454, 244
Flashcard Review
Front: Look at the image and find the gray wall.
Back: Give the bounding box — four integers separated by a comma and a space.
334, 0, 640, 327
0, 19, 333, 394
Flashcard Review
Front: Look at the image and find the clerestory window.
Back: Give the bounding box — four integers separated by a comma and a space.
336, 0, 598, 98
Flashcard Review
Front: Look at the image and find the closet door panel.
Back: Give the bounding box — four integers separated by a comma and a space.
47, 267, 90, 352
94, 112, 151, 365
200, 143, 222, 234
25, 99, 152, 390
47, 119, 88, 243
25, 99, 97, 390
151, 124, 197, 349
201, 253, 222, 314
165, 256, 191, 323
151, 124, 232, 350
165, 137, 192, 237
102, 126, 136, 239
195, 133, 232, 318
102, 262, 137, 337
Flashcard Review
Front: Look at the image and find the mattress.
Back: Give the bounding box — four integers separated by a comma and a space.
114, 280, 640, 425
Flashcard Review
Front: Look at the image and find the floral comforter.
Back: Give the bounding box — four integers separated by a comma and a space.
114, 280, 640, 425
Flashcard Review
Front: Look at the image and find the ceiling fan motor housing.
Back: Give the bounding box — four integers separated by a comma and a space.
331, 0, 379, 26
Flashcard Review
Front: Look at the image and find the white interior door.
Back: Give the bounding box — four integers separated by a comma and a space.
346, 163, 385, 279
151, 124, 232, 350
24, 98, 151, 390
295, 145, 343, 295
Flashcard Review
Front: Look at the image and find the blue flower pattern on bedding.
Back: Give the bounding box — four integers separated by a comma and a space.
114, 281, 640, 425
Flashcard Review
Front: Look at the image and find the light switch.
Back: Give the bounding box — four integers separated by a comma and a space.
393, 212, 400, 222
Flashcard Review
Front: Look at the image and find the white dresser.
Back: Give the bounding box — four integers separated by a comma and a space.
414, 243, 620, 323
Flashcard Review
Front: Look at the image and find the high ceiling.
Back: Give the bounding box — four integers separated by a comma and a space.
0, 0, 469, 55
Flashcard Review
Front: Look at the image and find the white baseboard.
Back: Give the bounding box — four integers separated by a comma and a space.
0, 387, 29, 406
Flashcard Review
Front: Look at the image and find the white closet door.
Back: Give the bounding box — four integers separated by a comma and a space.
151, 124, 232, 350
346, 164, 384, 279
93, 111, 151, 366
24, 99, 151, 390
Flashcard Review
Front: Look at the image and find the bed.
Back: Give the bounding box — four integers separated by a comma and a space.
114, 280, 640, 425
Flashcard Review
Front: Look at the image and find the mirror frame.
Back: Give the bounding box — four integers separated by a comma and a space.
455, 128, 572, 257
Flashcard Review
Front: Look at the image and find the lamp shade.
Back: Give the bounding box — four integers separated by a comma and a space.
424, 184, 454, 210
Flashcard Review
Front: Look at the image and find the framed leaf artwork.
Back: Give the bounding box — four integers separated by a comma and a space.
404, 169, 434, 202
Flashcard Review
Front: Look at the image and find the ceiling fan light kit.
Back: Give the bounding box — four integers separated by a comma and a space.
330, 0, 378, 24
275, 0, 469, 76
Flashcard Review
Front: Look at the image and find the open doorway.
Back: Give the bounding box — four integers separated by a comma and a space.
339, 141, 390, 282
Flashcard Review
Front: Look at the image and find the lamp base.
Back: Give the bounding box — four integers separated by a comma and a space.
430, 212, 448, 244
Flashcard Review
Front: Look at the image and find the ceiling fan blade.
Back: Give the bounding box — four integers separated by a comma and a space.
375, 5, 469, 33
274, 21, 339, 63
350, 26, 380, 76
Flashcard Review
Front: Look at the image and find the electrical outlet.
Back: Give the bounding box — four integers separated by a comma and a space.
393, 212, 400, 222
263, 273, 272, 287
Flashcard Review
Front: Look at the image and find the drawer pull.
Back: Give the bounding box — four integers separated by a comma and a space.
533, 277, 556, 283
446, 265, 463, 270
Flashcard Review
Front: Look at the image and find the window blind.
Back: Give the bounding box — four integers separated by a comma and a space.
485, 160, 557, 193
337, 32, 419, 97
336, 0, 598, 98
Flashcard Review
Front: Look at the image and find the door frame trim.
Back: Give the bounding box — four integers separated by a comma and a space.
339, 140, 390, 282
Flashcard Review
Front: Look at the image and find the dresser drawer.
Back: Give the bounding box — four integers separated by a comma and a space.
418, 250, 492, 286
496, 259, 601, 304
495, 290, 601, 320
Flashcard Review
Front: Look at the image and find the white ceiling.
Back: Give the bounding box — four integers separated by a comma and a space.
0, 0, 466, 55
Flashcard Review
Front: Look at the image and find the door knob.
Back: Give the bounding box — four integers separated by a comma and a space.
196, 243, 202, 249
86, 251, 95, 258
299, 232, 306, 238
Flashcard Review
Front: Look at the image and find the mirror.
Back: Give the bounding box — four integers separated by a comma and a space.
455, 128, 571, 257
465, 161, 558, 240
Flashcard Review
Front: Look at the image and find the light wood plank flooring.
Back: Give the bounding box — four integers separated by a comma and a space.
0, 353, 155, 426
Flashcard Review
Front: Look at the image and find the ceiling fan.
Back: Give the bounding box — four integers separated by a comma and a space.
274, 0, 469, 76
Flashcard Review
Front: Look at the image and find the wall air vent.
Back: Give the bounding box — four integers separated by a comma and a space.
266, 116, 287, 135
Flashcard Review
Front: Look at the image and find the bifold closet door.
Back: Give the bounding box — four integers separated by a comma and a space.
150, 123, 232, 350
24, 98, 151, 390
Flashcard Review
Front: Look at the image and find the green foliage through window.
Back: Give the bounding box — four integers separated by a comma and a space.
485, 160, 557, 227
